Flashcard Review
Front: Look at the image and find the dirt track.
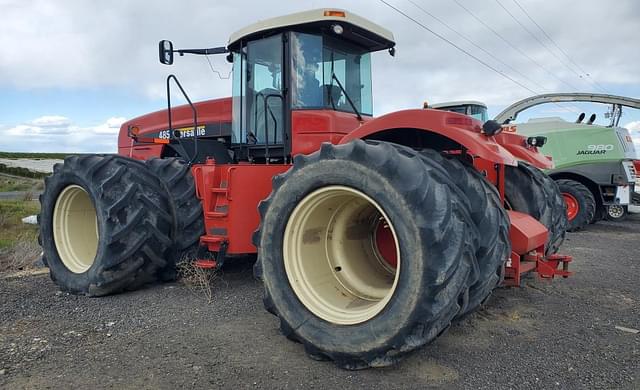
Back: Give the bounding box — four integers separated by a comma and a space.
1, 215, 639, 389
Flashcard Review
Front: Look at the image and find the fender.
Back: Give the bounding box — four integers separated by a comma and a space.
494, 132, 554, 169
550, 162, 632, 187
339, 109, 518, 166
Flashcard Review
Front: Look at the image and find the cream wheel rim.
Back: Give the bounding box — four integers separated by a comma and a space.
283, 185, 400, 325
53, 185, 99, 273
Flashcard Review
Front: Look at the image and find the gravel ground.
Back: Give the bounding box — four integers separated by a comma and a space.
1, 216, 639, 390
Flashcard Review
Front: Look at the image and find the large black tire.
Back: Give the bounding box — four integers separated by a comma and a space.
146, 158, 205, 279
254, 140, 478, 369
418, 150, 510, 318
505, 162, 568, 254
39, 155, 174, 296
556, 179, 596, 231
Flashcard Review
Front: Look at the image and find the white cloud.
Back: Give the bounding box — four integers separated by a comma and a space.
1, 116, 123, 153
93, 117, 127, 134
1, 0, 639, 106
624, 121, 640, 152
625, 121, 640, 132
0, 1, 639, 153
30, 115, 72, 127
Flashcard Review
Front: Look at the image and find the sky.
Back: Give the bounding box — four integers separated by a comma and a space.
0, 0, 639, 153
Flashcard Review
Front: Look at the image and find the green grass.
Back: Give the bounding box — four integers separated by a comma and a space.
0, 164, 49, 179
0, 200, 40, 250
0, 151, 73, 159
0, 174, 41, 192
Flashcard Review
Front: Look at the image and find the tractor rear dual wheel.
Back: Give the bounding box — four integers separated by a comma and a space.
255, 140, 483, 369
146, 158, 205, 278
39, 155, 174, 296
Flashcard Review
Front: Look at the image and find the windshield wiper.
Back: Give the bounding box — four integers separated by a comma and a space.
331, 74, 363, 121
328, 52, 362, 121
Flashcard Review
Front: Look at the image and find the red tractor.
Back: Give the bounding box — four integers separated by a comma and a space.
39, 9, 570, 369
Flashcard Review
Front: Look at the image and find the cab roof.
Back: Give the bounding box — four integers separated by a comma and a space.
431, 101, 487, 109
227, 9, 395, 52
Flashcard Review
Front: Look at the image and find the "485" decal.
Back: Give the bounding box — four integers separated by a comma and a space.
158, 126, 206, 139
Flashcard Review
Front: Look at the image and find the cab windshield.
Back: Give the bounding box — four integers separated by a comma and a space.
230, 32, 374, 147
438, 104, 488, 122
468, 105, 488, 122
291, 33, 372, 116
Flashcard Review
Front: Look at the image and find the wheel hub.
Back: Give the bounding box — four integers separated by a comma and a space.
562, 193, 580, 221
283, 186, 400, 325
52, 185, 99, 273
607, 204, 625, 218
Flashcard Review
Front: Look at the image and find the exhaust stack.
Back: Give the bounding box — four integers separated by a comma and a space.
575, 113, 585, 123
586, 113, 597, 125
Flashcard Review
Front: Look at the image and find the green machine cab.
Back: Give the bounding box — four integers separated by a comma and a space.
433, 94, 638, 231
495, 93, 638, 230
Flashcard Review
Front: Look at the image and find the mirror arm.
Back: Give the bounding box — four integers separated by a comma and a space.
175, 47, 229, 56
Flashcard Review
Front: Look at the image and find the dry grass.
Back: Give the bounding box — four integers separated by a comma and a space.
0, 200, 41, 273
0, 200, 39, 249
176, 257, 218, 303
0, 234, 42, 273
0, 213, 8, 230
0, 174, 39, 192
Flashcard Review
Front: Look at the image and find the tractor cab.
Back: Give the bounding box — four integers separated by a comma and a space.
155, 9, 395, 164
225, 9, 395, 162
430, 101, 489, 122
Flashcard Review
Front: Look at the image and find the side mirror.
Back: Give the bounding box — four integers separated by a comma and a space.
159, 40, 174, 65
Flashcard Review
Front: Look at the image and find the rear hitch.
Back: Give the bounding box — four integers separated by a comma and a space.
503, 249, 572, 287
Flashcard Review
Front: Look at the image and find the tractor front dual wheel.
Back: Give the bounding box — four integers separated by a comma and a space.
39, 155, 174, 296
505, 162, 568, 253
417, 150, 510, 319
255, 140, 479, 369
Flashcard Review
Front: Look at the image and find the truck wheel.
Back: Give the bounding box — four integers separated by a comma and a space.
417, 150, 510, 318
556, 179, 596, 231
39, 155, 174, 296
254, 140, 477, 369
605, 204, 628, 221
146, 158, 205, 279
505, 162, 568, 254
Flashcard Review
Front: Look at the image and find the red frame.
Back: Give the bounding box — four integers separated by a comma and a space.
191, 159, 290, 255
503, 211, 572, 286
